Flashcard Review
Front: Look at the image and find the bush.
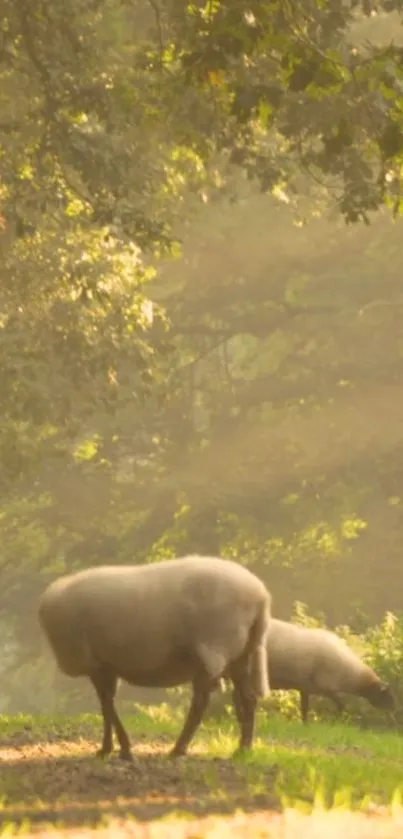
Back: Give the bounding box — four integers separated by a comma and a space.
362, 611, 403, 727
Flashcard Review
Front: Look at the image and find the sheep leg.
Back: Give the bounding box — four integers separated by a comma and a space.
169, 677, 212, 758
91, 670, 115, 757
300, 691, 310, 723
91, 669, 132, 762
324, 692, 345, 716
231, 685, 245, 725
232, 679, 257, 752
112, 707, 132, 762
237, 692, 257, 752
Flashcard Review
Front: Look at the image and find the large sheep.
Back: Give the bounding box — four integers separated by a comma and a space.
220, 618, 394, 723
38, 555, 271, 760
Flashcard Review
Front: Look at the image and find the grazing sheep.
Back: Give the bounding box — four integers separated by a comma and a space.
220, 618, 395, 724
38, 555, 271, 760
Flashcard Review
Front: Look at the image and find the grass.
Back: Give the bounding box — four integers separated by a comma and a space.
1, 704, 403, 835
120, 703, 403, 808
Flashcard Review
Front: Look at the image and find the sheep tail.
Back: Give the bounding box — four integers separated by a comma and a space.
247, 596, 271, 699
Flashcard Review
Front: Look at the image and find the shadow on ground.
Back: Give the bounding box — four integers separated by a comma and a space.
0, 731, 280, 829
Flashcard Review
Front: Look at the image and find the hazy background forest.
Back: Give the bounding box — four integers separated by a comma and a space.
2, 1, 403, 720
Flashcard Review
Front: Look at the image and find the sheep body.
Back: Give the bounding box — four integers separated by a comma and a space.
269, 619, 365, 693
39, 554, 271, 757
221, 618, 394, 722
266, 619, 394, 721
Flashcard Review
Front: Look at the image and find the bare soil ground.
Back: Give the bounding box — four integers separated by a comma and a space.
0, 727, 278, 829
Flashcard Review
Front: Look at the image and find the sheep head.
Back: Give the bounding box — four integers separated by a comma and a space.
361, 678, 395, 711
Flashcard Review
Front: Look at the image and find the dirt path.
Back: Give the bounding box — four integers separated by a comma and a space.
0, 730, 278, 829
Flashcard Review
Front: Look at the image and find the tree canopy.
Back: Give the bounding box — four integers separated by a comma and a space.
2, 0, 403, 706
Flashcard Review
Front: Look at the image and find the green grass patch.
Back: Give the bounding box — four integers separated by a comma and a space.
201, 710, 403, 809
132, 704, 403, 807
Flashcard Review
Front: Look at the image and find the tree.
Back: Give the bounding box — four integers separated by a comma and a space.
2, 0, 403, 707
164, 0, 403, 222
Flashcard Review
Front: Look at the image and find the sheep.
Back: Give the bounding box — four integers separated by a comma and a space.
38, 554, 271, 760
219, 618, 395, 724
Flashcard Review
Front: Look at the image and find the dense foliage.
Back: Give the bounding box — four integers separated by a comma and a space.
1, 1, 403, 707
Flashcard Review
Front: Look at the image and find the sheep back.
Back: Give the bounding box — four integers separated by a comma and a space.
268, 619, 369, 695
38, 555, 271, 691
